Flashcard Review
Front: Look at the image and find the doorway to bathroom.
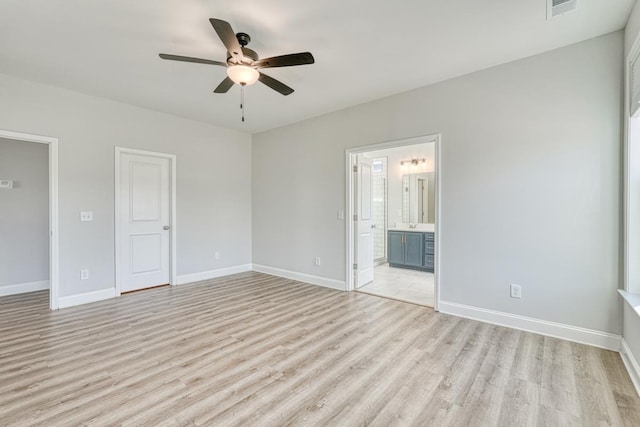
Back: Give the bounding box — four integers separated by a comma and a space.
346, 134, 440, 308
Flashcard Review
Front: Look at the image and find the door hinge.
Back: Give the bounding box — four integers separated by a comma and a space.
353, 263, 358, 270
353, 165, 358, 172
353, 214, 358, 221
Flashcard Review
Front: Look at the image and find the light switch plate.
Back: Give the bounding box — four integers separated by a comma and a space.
510, 284, 522, 299
0, 180, 13, 189
80, 211, 93, 222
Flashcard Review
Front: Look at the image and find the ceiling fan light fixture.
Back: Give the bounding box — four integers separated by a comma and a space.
227, 65, 259, 86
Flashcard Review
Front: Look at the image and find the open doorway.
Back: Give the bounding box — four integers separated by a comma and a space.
346, 135, 440, 308
0, 130, 59, 309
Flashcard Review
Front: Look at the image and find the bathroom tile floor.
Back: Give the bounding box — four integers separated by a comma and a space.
357, 263, 434, 307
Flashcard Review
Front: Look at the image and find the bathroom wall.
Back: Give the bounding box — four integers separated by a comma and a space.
365, 143, 435, 227
371, 157, 387, 260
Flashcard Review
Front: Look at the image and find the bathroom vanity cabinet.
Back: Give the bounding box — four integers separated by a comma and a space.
388, 230, 434, 272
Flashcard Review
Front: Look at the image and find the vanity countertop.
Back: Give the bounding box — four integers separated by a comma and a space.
388, 224, 435, 233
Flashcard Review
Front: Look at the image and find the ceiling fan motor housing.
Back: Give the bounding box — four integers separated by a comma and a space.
236, 32, 251, 46
228, 46, 258, 65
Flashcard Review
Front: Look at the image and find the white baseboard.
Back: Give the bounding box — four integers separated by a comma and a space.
439, 301, 621, 351
177, 264, 252, 285
0, 280, 49, 297
252, 264, 345, 291
621, 339, 640, 397
58, 288, 116, 309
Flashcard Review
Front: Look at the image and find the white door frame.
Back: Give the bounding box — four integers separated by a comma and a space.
345, 134, 442, 311
0, 129, 59, 310
114, 147, 177, 296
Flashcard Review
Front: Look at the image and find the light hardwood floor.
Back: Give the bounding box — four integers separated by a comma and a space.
1, 271, 638, 426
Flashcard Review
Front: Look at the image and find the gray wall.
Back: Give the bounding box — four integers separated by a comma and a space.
0, 138, 49, 287
253, 31, 623, 334
0, 73, 252, 297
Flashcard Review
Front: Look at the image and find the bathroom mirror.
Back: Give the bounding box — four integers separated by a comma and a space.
402, 173, 435, 223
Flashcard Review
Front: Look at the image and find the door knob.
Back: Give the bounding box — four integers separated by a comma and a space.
163, 226, 170, 230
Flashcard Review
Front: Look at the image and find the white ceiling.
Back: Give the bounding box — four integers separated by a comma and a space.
0, 0, 634, 133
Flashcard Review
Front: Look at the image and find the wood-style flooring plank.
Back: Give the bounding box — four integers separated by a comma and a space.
0, 271, 638, 426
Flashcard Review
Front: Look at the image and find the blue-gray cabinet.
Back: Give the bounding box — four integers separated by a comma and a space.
424, 233, 434, 271
388, 230, 434, 272
388, 232, 405, 265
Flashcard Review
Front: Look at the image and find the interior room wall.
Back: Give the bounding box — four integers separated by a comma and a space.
252, 31, 623, 335
0, 138, 49, 290
0, 73, 252, 298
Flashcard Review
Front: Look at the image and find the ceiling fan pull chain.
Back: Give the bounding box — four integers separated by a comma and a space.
241, 83, 245, 122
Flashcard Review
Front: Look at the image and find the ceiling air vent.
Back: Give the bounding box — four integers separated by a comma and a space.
547, 0, 577, 20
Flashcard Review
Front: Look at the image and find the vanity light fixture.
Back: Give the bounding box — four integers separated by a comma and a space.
400, 158, 426, 166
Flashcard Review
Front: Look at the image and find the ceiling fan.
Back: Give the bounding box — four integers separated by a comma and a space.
159, 18, 315, 97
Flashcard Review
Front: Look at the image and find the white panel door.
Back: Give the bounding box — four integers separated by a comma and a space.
356, 155, 374, 287
119, 153, 170, 292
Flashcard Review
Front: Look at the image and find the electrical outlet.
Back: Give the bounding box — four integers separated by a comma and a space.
510, 283, 522, 299
80, 269, 89, 280
80, 211, 93, 222
215, 251, 220, 260
314, 256, 321, 266
337, 209, 344, 220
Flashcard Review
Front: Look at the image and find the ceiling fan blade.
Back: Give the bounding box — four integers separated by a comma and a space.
253, 52, 315, 69
214, 77, 235, 93
258, 72, 294, 96
159, 53, 226, 67
209, 18, 243, 64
